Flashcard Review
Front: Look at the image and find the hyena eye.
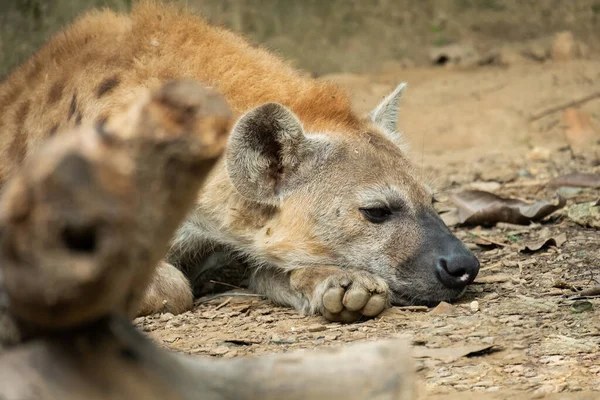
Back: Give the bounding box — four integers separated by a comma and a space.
359, 207, 392, 223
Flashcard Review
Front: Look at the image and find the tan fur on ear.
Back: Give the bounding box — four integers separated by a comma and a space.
370, 83, 409, 151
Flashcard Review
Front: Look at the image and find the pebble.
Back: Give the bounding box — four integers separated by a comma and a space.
269, 334, 297, 345
160, 312, 174, 322
470, 301, 480, 312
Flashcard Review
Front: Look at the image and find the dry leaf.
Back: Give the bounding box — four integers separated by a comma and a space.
519, 232, 567, 253
547, 172, 600, 189
450, 190, 566, 226
474, 273, 511, 284
412, 344, 498, 363
439, 209, 460, 227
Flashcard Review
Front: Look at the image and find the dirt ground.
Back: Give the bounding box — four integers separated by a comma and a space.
134, 57, 600, 399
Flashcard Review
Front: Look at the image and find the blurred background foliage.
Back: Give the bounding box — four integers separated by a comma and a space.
1, 0, 599, 79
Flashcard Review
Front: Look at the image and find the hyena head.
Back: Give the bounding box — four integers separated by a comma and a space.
225, 83, 479, 306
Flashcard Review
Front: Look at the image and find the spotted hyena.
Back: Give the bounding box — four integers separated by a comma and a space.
0, 1, 479, 323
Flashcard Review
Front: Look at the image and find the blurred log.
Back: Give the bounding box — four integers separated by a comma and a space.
0, 79, 232, 331
0, 316, 414, 400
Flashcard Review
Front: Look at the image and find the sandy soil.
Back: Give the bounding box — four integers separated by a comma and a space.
135, 59, 600, 399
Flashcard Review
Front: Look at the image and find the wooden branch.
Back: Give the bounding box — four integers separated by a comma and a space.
0, 316, 414, 400
0, 79, 232, 331
529, 91, 600, 122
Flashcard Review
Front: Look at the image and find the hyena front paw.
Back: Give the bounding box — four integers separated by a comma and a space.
319, 271, 389, 323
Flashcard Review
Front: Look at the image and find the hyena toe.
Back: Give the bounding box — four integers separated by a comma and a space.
321, 271, 390, 323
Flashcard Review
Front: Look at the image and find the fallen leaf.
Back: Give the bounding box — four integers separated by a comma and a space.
472, 235, 507, 249
519, 232, 567, 253
450, 190, 566, 226
547, 172, 600, 188
570, 301, 593, 313
567, 201, 600, 229
474, 273, 511, 284
429, 301, 456, 315
412, 344, 498, 363
439, 209, 460, 227
466, 181, 501, 192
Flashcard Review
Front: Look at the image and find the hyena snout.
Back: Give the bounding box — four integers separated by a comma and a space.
414, 211, 480, 295
435, 241, 480, 290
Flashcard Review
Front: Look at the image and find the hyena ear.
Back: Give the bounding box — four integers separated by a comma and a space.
225, 103, 310, 205
370, 82, 408, 148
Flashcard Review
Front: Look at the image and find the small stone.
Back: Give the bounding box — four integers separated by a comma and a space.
169, 319, 183, 327
151, 39, 160, 47
551, 31, 577, 62
307, 324, 327, 333
470, 301, 480, 312
527, 147, 551, 161
269, 334, 297, 345
159, 312, 174, 322
568, 201, 600, 229
324, 333, 339, 341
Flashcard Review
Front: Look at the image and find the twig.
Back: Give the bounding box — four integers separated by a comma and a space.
529, 91, 600, 122
209, 280, 243, 290
214, 297, 233, 310
195, 293, 264, 305
472, 235, 507, 248
480, 261, 503, 272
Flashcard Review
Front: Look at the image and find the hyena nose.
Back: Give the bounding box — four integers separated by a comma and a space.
436, 252, 480, 289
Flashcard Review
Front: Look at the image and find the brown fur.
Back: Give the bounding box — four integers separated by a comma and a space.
0, 1, 362, 183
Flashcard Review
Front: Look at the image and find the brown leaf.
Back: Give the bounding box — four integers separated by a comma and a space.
412, 344, 498, 363
472, 235, 507, 249
519, 232, 567, 253
439, 209, 460, 227
547, 172, 600, 189
474, 273, 511, 284
450, 190, 566, 226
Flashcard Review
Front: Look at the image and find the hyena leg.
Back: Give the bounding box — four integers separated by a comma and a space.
137, 261, 194, 316
250, 266, 390, 323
